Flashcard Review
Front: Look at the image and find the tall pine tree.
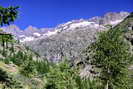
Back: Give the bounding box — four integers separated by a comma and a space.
86, 28, 132, 89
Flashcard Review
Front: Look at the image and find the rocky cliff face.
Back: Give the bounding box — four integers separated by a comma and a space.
89, 12, 129, 25
0, 12, 130, 62
23, 12, 130, 62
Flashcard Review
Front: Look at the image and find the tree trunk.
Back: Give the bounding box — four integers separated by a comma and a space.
2, 35, 6, 56
105, 80, 108, 89
105, 68, 109, 89
11, 42, 15, 56
5, 39, 8, 49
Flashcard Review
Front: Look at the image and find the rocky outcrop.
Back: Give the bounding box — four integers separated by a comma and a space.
25, 12, 130, 62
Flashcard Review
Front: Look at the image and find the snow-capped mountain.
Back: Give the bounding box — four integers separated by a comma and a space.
0, 11, 130, 62
1, 25, 54, 42
1, 11, 129, 43
24, 12, 129, 62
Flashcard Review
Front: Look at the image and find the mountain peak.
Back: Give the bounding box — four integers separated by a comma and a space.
25, 25, 38, 31
1, 11, 130, 43
24, 11, 133, 62
89, 11, 129, 25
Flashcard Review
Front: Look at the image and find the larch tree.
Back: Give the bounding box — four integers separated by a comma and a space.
0, 6, 19, 56
86, 28, 132, 89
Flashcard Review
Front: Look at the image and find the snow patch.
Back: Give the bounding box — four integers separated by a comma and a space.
19, 35, 26, 38
43, 30, 58, 37
33, 33, 41, 37
20, 36, 35, 42
70, 21, 95, 29
110, 20, 123, 25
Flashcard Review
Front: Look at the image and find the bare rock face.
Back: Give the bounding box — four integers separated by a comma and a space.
24, 12, 130, 62
26, 26, 103, 62
89, 11, 129, 25
0, 11, 130, 62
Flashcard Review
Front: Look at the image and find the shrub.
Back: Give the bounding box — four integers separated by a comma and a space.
0, 68, 23, 89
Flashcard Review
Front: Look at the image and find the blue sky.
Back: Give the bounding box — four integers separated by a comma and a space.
0, 0, 132, 29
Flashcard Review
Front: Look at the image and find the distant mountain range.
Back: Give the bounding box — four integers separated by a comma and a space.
1, 11, 131, 62
1, 11, 129, 42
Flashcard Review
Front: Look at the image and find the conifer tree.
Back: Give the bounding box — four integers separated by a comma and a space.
86, 28, 132, 89
0, 6, 19, 56
0, 6, 19, 26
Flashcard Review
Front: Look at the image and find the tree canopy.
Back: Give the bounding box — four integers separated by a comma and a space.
86, 28, 133, 89
0, 6, 19, 26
